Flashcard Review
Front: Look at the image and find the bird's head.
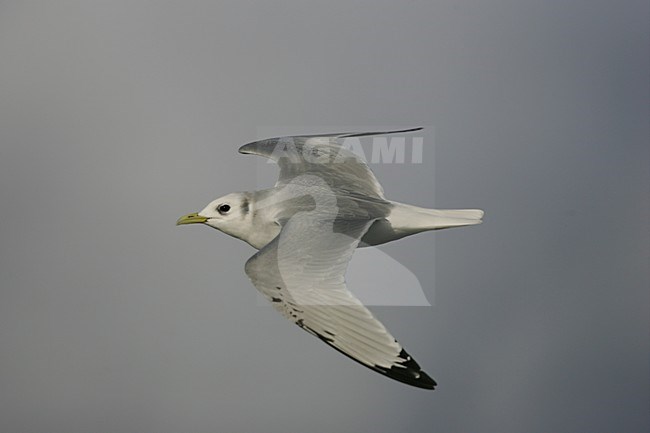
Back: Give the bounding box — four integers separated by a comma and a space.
176, 192, 252, 237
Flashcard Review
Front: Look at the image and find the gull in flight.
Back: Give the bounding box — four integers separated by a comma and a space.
177, 128, 483, 389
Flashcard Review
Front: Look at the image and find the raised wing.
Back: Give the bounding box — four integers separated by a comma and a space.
244, 212, 436, 390
238, 128, 422, 200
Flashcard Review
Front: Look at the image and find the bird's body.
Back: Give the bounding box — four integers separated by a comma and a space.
177, 128, 483, 390
214, 188, 482, 250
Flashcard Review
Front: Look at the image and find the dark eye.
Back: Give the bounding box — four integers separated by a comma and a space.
217, 204, 230, 214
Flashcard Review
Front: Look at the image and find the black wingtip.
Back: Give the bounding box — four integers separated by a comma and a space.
340, 127, 424, 138
308, 327, 437, 390
374, 349, 437, 390
238, 141, 257, 154
380, 366, 437, 390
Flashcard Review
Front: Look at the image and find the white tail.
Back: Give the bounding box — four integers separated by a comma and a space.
389, 203, 484, 232
419, 208, 484, 230
361, 203, 483, 246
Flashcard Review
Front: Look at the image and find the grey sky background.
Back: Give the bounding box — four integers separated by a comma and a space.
0, 1, 648, 432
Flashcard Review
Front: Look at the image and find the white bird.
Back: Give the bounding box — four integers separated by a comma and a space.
177, 128, 483, 389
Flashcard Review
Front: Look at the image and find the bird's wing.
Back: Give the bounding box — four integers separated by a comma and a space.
243, 213, 436, 390
238, 128, 422, 199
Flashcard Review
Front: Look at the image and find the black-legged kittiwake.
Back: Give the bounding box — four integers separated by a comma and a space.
177, 128, 483, 390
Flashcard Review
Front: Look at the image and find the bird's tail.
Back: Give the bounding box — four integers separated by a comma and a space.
390, 203, 484, 233
420, 208, 484, 230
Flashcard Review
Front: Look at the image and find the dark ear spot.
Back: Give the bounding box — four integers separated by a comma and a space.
241, 198, 249, 214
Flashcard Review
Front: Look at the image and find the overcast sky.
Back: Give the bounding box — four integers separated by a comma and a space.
0, 1, 648, 432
